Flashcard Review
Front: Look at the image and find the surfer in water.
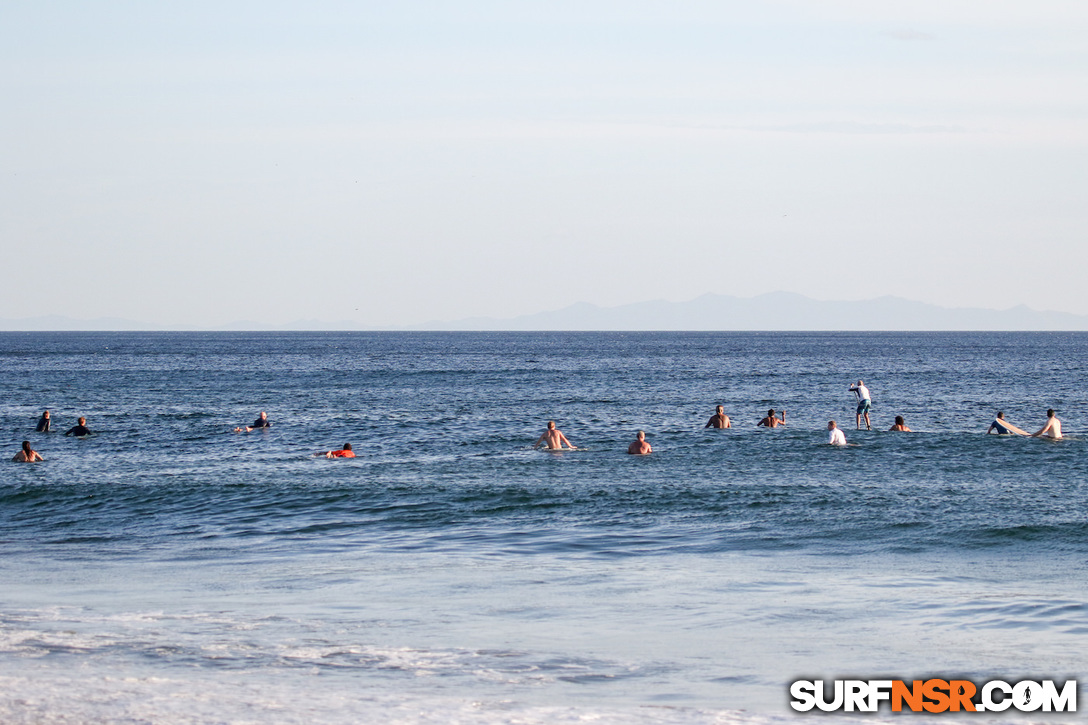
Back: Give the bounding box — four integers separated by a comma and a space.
987, 412, 1027, 436
36, 410, 51, 432
705, 405, 731, 428
1031, 409, 1063, 440
627, 430, 652, 455
235, 411, 271, 433
12, 441, 44, 462
533, 421, 577, 450
888, 415, 912, 432
757, 409, 785, 428
65, 417, 92, 437
850, 380, 872, 430
827, 420, 847, 446
319, 443, 355, 458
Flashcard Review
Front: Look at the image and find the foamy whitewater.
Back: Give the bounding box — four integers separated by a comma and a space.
1, 332, 1085, 723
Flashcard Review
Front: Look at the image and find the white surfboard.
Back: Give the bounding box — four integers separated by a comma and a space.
991, 419, 1030, 436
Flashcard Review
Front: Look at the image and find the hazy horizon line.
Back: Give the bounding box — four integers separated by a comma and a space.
3, 292, 1088, 332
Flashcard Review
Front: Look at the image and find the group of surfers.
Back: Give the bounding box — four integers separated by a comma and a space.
11, 409, 355, 462
13, 411, 91, 461
533, 379, 1065, 452
11, 382, 1068, 461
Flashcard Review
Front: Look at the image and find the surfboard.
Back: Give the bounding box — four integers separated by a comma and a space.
991, 420, 1030, 436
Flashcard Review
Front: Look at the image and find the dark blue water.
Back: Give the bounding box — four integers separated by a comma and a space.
0, 332, 1085, 722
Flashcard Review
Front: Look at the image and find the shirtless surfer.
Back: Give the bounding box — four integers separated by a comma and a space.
533, 421, 577, 450
757, 409, 785, 428
705, 405, 731, 429
627, 430, 652, 455
12, 441, 44, 462
1031, 409, 1063, 440
888, 415, 912, 432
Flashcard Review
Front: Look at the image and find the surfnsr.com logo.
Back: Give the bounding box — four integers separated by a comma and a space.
789, 679, 1077, 713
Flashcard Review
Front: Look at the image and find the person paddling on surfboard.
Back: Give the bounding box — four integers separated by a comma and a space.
533, 420, 577, 450
849, 380, 872, 430
318, 443, 355, 458
234, 411, 271, 433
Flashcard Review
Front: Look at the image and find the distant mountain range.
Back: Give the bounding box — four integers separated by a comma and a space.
3, 293, 1088, 331
413, 292, 1088, 331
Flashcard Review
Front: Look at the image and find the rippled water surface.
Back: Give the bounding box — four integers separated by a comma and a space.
0, 332, 1085, 723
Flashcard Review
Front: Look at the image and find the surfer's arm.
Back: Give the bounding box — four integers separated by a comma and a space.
559, 433, 576, 449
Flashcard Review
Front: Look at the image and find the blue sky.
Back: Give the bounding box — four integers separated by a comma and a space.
2, 1, 1087, 326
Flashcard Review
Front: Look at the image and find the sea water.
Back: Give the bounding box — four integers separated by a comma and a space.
0, 331, 1085, 724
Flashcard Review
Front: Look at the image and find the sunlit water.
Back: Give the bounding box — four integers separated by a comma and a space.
1, 332, 1085, 723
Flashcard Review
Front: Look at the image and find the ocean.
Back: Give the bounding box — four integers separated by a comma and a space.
1, 331, 1085, 723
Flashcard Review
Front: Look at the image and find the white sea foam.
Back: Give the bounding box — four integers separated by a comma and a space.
0, 669, 912, 725
0, 608, 1045, 725
0, 668, 1043, 725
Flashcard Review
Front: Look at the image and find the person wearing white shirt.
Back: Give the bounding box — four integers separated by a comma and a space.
849, 380, 872, 430
828, 420, 847, 446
